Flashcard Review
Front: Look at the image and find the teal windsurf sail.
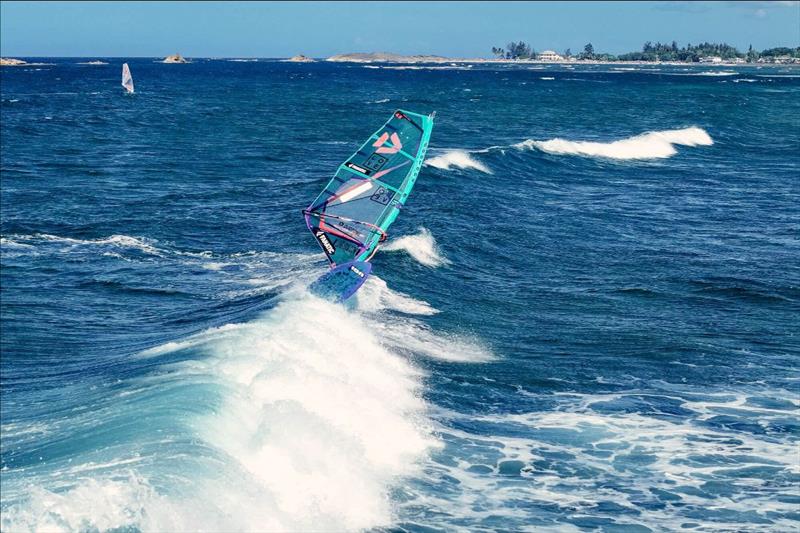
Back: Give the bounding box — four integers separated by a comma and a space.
303, 109, 434, 266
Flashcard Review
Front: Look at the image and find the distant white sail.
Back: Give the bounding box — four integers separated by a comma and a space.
121, 63, 134, 94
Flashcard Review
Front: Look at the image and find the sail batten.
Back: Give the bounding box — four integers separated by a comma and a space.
304, 109, 434, 266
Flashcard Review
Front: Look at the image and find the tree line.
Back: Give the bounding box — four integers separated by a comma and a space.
490, 41, 800, 62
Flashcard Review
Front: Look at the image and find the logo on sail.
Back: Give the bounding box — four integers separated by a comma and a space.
373, 132, 403, 154
315, 230, 336, 255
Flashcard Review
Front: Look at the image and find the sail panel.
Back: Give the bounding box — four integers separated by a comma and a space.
304, 109, 434, 266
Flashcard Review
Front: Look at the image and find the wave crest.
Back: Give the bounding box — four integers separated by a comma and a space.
382, 228, 450, 268
425, 150, 492, 173
517, 127, 713, 160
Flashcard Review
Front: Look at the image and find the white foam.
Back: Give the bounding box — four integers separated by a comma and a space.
373, 319, 495, 363
201, 261, 228, 271
367, 65, 473, 71
425, 150, 492, 173
188, 296, 442, 530
356, 276, 439, 315
136, 322, 246, 358
382, 228, 450, 268
540, 76, 555, 80
1, 474, 166, 533
0, 237, 34, 250
662, 70, 739, 77
14, 233, 164, 255
400, 390, 800, 530
6, 294, 469, 531
695, 70, 738, 76
517, 127, 713, 160
368, 98, 390, 104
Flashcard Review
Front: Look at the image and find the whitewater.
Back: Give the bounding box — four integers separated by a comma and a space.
425, 127, 715, 174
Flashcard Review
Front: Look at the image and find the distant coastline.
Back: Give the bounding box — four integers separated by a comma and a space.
324, 52, 799, 68
2, 53, 799, 69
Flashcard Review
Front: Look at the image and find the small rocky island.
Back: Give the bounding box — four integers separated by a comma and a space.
283, 54, 315, 63
0, 58, 27, 66
162, 53, 188, 64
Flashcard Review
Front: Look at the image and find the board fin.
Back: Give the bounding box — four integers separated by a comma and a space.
309, 261, 372, 303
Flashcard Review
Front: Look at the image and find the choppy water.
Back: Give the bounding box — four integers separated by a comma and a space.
1, 59, 799, 532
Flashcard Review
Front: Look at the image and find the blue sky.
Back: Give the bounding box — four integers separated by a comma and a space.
1, 1, 798, 57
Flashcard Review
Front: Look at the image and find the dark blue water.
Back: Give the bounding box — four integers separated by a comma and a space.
1, 59, 799, 532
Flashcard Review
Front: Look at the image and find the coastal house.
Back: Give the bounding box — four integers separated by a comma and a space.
699, 56, 723, 64
537, 50, 563, 62
770, 55, 798, 64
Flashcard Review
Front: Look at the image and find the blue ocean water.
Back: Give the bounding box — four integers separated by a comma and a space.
1, 59, 799, 532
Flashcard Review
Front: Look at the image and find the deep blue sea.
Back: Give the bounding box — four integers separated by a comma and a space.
1, 59, 799, 532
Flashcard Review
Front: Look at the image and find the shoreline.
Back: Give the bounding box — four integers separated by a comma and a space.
2, 56, 797, 69
325, 56, 797, 68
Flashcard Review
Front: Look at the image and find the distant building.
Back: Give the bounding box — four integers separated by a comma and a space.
772, 55, 798, 64
538, 50, 563, 62
700, 56, 723, 64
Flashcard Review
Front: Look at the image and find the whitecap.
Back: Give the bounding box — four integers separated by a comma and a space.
382, 227, 450, 267
516, 127, 713, 160
425, 150, 492, 173
356, 276, 438, 315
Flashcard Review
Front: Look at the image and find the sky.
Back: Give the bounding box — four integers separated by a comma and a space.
1, 1, 798, 57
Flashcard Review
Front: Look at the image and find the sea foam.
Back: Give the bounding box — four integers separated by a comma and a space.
3, 280, 495, 531
402, 389, 800, 530
516, 127, 713, 160
425, 150, 492, 173
382, 227, 450, 268
3, 296, 443, 531
356, 276, 439, 315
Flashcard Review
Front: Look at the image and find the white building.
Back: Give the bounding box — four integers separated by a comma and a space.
538, 50, 563, 62
700, 56, 723, 64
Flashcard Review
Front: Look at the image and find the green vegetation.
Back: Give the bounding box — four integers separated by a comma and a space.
493, 41, 535, 59
760, 46, 800, 58
617, 41, 742, 62
489, 41, 800, 63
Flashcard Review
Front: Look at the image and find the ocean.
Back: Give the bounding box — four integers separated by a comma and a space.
1, 59, 798, 532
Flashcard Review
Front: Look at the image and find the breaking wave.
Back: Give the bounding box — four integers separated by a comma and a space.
425, 150, 492, 173
1, 235, 495, 531
515, 127, 713, 160
424, 127, 713, 168
382, 228, 450, 268
356, 276, 438, 316
2, 288, 495, 531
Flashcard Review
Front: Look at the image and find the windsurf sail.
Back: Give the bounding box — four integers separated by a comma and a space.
121, 63, 134, 94
303, 109, 434, 266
